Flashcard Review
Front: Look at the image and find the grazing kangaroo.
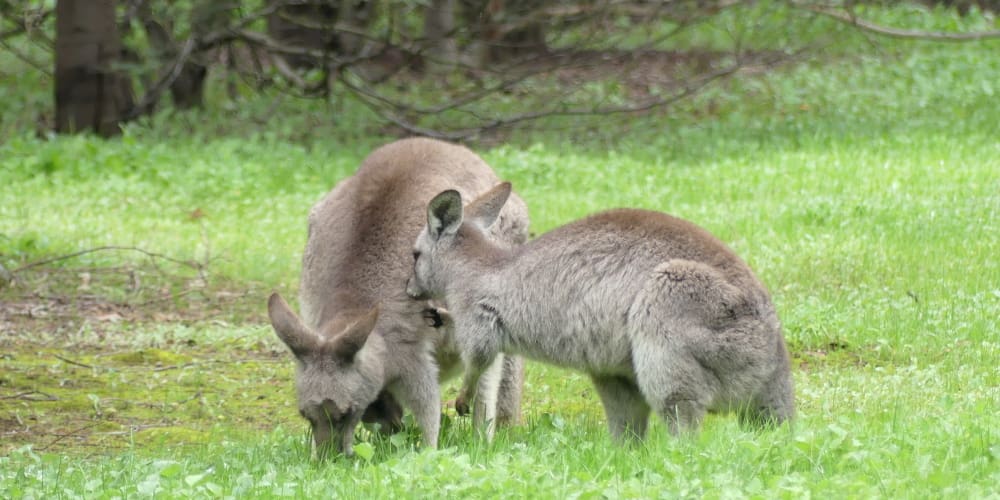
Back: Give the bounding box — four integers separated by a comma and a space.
268, 138, 529, 457
406, 184, 794, 441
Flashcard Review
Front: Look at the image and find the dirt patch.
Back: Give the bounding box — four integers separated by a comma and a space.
0, 261, 298, 456
1, 258, 269, 345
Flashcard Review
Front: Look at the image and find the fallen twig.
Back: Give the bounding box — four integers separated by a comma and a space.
1, 390, 59, 401
38, 422, 103, 451
53, 354, 100, 370
152, 358, 283, 372
803, 4, 1000, 42
11, 245, 203, 275
124, 37, 198, 120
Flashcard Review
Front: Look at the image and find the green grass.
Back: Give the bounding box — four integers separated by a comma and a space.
2, 5, 1000, 498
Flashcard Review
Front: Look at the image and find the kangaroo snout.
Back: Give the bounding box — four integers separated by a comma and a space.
406, 277, 428, 300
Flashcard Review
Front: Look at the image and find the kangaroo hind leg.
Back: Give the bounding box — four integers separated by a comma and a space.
591, 375, 651, 442
630, 260, 729, 435
633, 352, 712, 436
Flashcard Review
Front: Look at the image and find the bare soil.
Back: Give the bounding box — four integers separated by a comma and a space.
0, 262, 297, 456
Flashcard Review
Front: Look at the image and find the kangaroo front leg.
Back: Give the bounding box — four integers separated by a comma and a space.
455, 353, 505, 418
472, 354, 505, 441
395, 363, 442, 449
455, 304, 503, 441
456, 352, 502, 441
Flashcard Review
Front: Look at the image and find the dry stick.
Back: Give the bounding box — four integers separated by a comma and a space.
0, 24, 25, 41
11, 245, 201, 275
346, 55, 753, 141
124, 36, 197, 120
53, 354, 101, 370
152, 358, 283, 372
1, 390, 59, 401
38, 422, 103, 451
805, 5, 1000, 42
0, 8, 53, 41
131, 287, 199, 307
0, 37, 51, 75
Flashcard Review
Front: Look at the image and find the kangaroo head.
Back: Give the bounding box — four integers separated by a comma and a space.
406, 182, 512, 301
267, 293, 385, 458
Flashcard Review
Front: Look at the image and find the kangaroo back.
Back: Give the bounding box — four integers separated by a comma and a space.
301, 138, 528, 328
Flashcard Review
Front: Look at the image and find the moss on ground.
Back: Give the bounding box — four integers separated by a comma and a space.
0, 333, 300, 456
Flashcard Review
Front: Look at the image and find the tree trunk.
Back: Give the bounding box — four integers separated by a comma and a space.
460, 0, 547, 67
266, 0, 340, 69
55, 0, 134, 137
266, 0, 375, 69
424, 0, 457, 73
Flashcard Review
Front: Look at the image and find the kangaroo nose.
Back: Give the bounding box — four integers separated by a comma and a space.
405, 278, 426, 300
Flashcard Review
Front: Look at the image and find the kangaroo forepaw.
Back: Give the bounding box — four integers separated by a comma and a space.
454, 395, 471, 416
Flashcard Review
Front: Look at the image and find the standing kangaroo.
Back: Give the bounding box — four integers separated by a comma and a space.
406, 184, 794, 441
267, 138, 529, 457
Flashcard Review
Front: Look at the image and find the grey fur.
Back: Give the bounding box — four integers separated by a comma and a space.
268, 138, 529, 457
408, 186, 794, 441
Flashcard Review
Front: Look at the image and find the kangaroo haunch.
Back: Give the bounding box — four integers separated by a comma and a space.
407, 184, 794, 441
268, 138, 529, 457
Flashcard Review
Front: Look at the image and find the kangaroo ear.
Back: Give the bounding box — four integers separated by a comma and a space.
465, 182, 511, 230
331, 306, 379, 360
427, 189, 463, 240
268, 293, 319, 360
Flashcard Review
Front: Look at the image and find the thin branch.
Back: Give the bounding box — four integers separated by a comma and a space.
270, 52, 312, 90
1, 390, 58, 401
0, 7, 52, 40
269, 9, 419, 52
124, 37, 197, 120
201, 28, 337, 61
0, 38, 51, 75
346, 49, 788, 141
804, 5, 1000, 41
53, 354, 99, 370
152, 358, 283, 372
38, 422, 103, 451
130, 287, 198, 307
0, 24, 25, 40
338, 2, 727, 120
12, 245, 202, 274
490, 0, 747, 40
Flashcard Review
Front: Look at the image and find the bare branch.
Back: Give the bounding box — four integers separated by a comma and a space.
0, 7, 52, 40
0, 24, 24, 40
270, 53, 310, 88
803, 4, 1000, 41
54, 354, 99, 370
1, 390, 59, 401
350, 58, 740, 140
201, 28, 337, 61
0, 37, 51, 75
39, 422, 102, 451
491, 0, 748, 39
11, 245, 203, 275
124, 37, 196, 120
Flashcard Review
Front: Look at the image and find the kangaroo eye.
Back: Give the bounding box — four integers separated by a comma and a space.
412, 251, 421, 261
